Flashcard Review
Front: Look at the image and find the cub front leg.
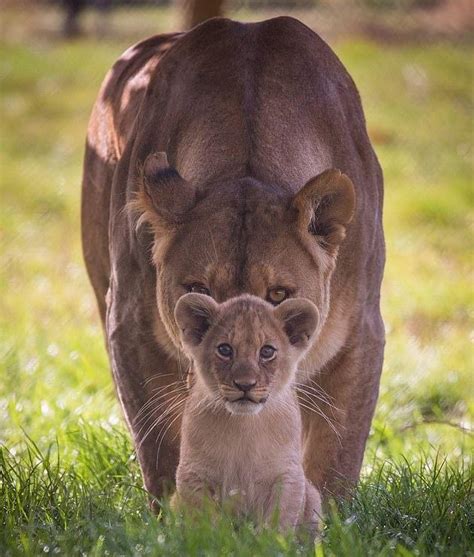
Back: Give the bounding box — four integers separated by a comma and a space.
302, 480, 322, 535
266, 472, 306, 531
174, 466, 216, 510
302, 320, 385, 498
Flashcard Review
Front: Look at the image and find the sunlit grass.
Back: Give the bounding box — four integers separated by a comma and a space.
1, 427, 472, 556
0, 7, 472, 556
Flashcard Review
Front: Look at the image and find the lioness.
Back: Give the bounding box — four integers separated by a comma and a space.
82, 16, 385, 503
173, 293, 321, 533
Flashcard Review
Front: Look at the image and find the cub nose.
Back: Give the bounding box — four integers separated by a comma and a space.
233, 380, 257, 393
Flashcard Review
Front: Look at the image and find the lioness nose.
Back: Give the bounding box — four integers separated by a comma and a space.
233, 380, 256, 393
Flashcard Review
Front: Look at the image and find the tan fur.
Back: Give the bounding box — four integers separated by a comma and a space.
173, 294, 321, 533
81, 17, 385, 503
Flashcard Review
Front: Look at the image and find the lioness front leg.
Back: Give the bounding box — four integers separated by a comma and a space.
107, 280, 184, 506
302, 324, 385, 498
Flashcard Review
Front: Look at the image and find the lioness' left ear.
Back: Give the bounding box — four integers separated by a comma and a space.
174, 293, 218, 348
134, 152, 197, 231
274, 298, 319, 350
292, 169, 355, 252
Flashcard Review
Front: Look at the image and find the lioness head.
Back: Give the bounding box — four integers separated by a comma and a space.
174, 293, 319, 415
136, 152, 355, 359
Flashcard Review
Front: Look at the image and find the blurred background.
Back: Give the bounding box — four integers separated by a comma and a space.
1, 0, 472, 477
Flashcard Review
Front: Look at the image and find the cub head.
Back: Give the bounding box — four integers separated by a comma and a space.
174, 293, 319, 415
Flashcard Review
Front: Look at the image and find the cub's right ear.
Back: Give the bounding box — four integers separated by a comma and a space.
174, 293, 218, 348
274, 298, 320, 351
133, 152, 197, 231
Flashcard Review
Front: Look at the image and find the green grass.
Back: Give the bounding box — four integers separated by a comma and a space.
2, 427, 472, 556
1, 6, 473, 556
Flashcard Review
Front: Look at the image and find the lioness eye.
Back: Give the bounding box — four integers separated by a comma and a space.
267, 287, 289, 305
217, 343, 233, 359
188, 283, 210, 296
260, 345, 277, 361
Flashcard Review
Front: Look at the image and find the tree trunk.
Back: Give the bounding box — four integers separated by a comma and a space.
181, 0, 225, 30
63, 0, 86, 37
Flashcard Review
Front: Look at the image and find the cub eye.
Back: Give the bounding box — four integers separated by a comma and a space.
188, 283, 210, 296
217, 343, 233, 359
267, 287, 289, 305
260, 345, 277, 361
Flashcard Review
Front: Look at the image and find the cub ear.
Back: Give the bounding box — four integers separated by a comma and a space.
174, 293, 219, 348
292, 169, 355, 253
274, 298, 319, 350
134, 152, 197, 230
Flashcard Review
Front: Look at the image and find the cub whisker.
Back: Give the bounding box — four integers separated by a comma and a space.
135, 391, 186, 435
134, 384, 187, 423
155, 407, 185, 468
141, 372, 178, 387
294, 382, 341, 420
136, 393, 186, 448
297, 398, 343, 445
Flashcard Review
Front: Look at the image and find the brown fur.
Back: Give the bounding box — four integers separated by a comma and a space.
81, 16, 385, 503
172, 293, 321, 533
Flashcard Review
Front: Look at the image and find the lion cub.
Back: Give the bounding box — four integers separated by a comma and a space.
173, 293, 322, 533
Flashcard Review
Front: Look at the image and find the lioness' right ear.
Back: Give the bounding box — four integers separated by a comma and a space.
174, 293, 218, 348
134, 152, 197, 230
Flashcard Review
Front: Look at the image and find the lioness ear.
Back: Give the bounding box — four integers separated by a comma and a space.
135, 152, 196, 230
174, 293, 218, 348
274, 298, 319, 350
292, 169, 355, 252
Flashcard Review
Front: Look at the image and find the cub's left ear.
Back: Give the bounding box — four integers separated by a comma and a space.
292, 169, 355, 253
274, 298, 319, 350
174, 293, 218, 348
